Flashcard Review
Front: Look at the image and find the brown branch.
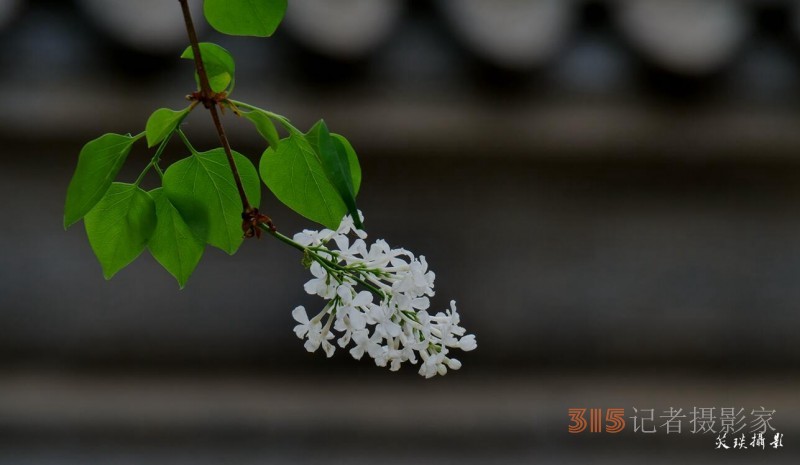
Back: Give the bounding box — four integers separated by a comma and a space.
178, 0, 252, 213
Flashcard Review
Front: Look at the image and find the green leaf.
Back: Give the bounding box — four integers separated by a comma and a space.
305, 120, 361, 229
331, 133, 362, 195
242, 110, 280, 149
204, 0, 287, 37
84, 183, 157, 279
145, 107, 190, 148
260, 132, 347, 229
147, 188, 205, 289
163, 149, 261, 254
181, 43, 235, 94
64, 132, 142, 228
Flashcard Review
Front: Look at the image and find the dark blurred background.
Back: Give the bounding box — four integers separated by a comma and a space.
1, 0, 800, 463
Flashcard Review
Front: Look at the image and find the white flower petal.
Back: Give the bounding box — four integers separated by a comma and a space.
322, 341, 335, 358
349, 310, 367, 330
353, 291, 372, 307
291, 306, 309, 324
459, 334, 477, 351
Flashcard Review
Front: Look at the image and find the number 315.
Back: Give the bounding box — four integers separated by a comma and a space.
568, 408, 626, 433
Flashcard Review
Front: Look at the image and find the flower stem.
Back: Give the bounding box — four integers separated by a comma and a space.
263, 227, 306, 253
259, 223, 387, 299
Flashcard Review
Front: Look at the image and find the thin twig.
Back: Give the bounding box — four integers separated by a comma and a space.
178, 0, 252, 212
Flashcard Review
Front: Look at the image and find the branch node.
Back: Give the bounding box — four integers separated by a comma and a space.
243, 208, 276, 239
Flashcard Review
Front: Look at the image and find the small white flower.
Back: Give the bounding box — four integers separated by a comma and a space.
349, 329, 383, 360
305, 314, 335, 355
303, 262, 336, 298
394, 292, 430, 312
348, 329, 369, 360
293, 228, 336, 246
303, 325, 326, 353
333, 285, 370, 346
291, 306, 318, 339
337, 212, 368, 239
369, 303, 402, 338
418, 351, 446, 378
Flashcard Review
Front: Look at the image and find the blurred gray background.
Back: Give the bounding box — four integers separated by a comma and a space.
1, 0, 800, 463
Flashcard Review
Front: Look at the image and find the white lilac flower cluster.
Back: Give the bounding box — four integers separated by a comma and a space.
291, 214, 477, 378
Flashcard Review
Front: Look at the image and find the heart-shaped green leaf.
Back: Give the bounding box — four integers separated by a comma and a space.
84, 183, 157, 279
145, 107, 190, 148
181, 43, 235, 94
163, 149, 261, 254
260, 132, 347, 229
204, 0, 287, 37
64, 133, 143, 228
306, 120, 361, 228
148, 188, 205, 289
